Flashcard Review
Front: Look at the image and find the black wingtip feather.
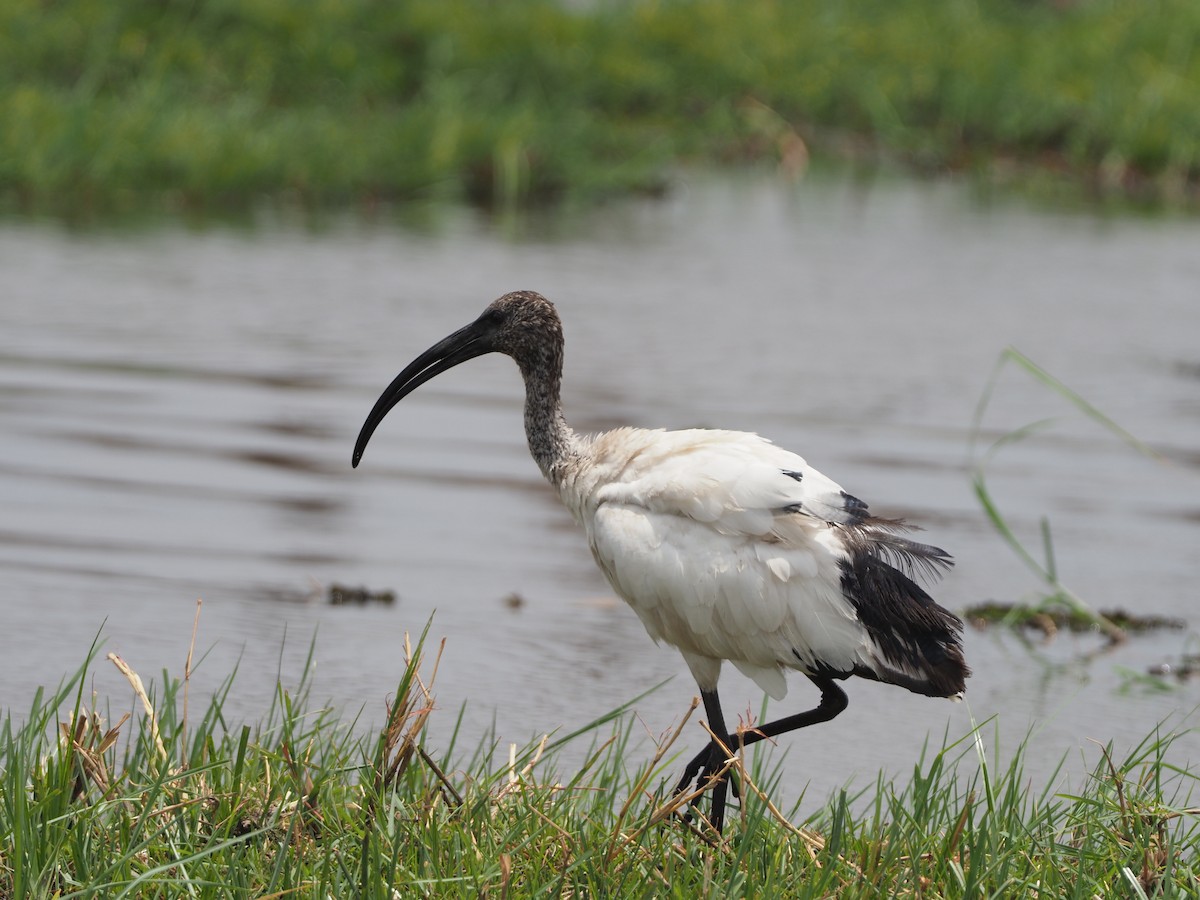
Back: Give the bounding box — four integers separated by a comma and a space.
845, 520, 954, 583
838, 549, 969, 699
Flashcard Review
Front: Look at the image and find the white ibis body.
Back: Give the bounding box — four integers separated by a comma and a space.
353, 291, 969, 832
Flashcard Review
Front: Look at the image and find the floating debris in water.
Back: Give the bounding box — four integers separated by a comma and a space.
502, 592, 525, 611
964, 601, 1185, 640
328, 583, 397, 606
1146, 654, 1200, 682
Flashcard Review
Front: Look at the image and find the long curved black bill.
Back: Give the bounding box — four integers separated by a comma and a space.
352, 319, 494, 467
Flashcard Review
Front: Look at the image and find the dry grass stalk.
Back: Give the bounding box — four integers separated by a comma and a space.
108, 652, 167, 765
498, 852, 512, 900
180, 598, 202, 772
945, 790, 975, 862
415, 743, 463, 808
60, 709, 130, 802
497, 734, 552, 800
606, 698, 697, 860
644, 715, 733, 829
724, 743, 825, 856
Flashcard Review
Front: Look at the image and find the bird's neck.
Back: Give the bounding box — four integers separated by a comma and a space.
519, 356, 585, 487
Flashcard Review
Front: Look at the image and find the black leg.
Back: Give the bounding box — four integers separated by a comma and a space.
673, 689, 736, 831
672, 676, 849, 833
741, 675, 848, 747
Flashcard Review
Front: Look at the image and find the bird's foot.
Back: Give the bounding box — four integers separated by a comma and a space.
672, 739, 739, 832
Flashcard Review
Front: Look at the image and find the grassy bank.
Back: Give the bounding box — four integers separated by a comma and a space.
2, 630, 1197, 898
2, 0, 1199, 214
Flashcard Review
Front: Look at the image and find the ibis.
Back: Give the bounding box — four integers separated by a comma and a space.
353, 290, 969, 832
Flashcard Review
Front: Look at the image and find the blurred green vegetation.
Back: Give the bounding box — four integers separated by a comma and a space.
2, 0, 1198, 212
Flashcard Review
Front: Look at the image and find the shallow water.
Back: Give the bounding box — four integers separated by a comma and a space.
2, 172, 1198, 807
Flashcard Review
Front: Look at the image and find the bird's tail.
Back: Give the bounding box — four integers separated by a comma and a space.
839, 551, 970, 698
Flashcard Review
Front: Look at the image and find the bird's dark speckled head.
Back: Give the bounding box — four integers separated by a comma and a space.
480, 290, 564, 376
352, 290, 565, 467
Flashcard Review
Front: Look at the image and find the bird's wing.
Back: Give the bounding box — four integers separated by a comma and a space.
590, 428, 855, 531
652, 432, 950, 580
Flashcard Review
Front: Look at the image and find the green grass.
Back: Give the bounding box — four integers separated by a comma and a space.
2, 0, 1200, 214
968, 348, 1171, 645
2, 623, 1197, 897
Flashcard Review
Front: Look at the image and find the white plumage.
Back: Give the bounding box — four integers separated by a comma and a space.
571, 428, 878, 700
353, 291, 969, 832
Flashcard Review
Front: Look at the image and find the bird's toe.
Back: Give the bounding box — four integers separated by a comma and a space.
672, 740, 739, 833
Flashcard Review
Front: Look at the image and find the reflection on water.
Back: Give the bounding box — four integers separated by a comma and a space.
2, 172, 1198, 804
